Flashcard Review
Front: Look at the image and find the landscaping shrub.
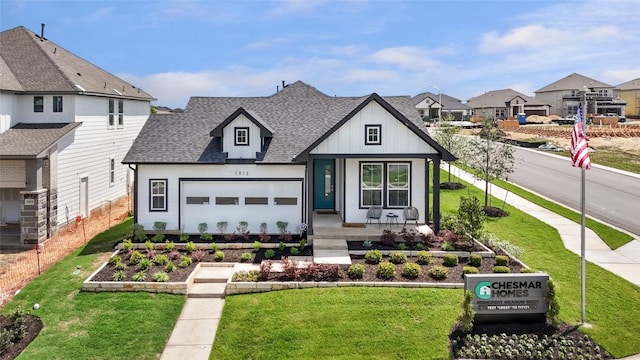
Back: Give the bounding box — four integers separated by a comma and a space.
145, 248, 157, 259
279, 242, 286, 252
462, 266, 479, 274
428, 265, 449, 279
347, 264, 365, 279
300, 263, 341, 282
153, 271, 170, 282
164, 240, 175, 252
493, 266, 510, 273
108, 255, 122, 266
376, 261, 396, 279
151, 233, 164, 243
290, 247, 300, 255
468, 254, 482, 267
520, 267, 536, 273
253, 241, 261, 252
264, 249, 276, 259
168, 249, 180, 260
441, 241, 455, 251
209, 242, 218, 252
112, 270, 126, 281
192, 249, 207, 262
129, 250, 145, 264
200, 232, 213, 241
389, 251, 407, 264
185, 241, 196, 254
153, 254, 169, 266
179, 233, 189, 242
380, 229, 396, 247
114, 261, 126, 271
165, 262, 176, 273
456, 290, 475, 332
122, 238, 133, 251
144, 240, 154, 251
214, 251, 225, 262
416, 250, 431, 265
443, 253, 459, 267
232, 270, 260, 282
0, 307, 27, 354
240, 252, 252, 262
138, 258, 152, 271
132, 271, 146, 281
178, 255, 192, 268
415, 242, 427, 251
495, 255, 509, 266
401, 263, 422, 279
365, 249, 383, 264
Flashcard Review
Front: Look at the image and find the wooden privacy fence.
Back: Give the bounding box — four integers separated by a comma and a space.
0, 197, 130, 308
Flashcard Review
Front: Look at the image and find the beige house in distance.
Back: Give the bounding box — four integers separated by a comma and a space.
466, 89, 549, 120
616, 78, 640, 118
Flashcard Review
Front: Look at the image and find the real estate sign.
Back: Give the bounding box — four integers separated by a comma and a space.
464, 273, 549, 315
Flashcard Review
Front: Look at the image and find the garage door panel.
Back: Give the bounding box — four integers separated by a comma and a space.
181, 180, 302, 234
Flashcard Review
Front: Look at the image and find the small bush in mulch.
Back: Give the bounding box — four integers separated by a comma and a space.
484, 206, 509, 217
450, 322, 612, 360
440, 182, 467, 190
0, 308, 43, 360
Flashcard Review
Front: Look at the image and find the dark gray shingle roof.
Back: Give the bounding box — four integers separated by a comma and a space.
535, 73, 611, 93
0, 122, 81, 159
124, 81, 454, 164
412, 92, 471, 110
0, 26, 154, 100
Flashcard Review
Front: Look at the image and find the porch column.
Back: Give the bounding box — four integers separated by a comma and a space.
432, 158, 441, 233
425, 159, 430, 225
306, 158, 314, 235
20, 188, 48, 244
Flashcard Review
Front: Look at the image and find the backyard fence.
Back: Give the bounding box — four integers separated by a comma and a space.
0, 197, 130, 308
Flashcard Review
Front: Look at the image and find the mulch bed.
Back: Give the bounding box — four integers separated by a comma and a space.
0, 314, 43, 360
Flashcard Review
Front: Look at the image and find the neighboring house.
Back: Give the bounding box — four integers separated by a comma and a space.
616, 77, 640, 118
535, 73, 626, 117
466, 89, 549, 120
123, 81, 455, 236
412, 92, 472, 121
0, 26, 154, 244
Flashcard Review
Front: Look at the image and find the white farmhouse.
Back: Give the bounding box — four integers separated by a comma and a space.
124, 81, 455, 236
0, 26, 154, 244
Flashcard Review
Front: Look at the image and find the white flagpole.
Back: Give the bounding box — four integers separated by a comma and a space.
581, 166, 586, 324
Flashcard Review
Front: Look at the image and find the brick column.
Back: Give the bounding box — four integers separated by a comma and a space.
48, 188, 58, 237
20, 189, 49, 244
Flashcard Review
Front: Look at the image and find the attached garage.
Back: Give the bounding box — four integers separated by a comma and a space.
179, 179, 303, 234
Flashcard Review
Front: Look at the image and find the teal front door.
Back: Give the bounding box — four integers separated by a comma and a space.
313, 159, 334, 210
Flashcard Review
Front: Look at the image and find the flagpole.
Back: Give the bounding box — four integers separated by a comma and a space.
580, 166, 586, 324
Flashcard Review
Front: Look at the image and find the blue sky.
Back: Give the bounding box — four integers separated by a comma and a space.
2, 0, 639, 108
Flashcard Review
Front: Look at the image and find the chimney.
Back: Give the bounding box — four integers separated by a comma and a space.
40, 23, 46, 41
282, 80, 285, 89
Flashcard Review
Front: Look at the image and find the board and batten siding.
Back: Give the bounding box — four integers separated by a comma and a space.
310, 101, 437, 155
222, 114, 262, 159
343, 158, 426, 224
135, 164, 305, 233
55, 96, 149, 226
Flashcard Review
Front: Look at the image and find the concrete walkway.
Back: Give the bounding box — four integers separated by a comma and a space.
452, 165, 640, 287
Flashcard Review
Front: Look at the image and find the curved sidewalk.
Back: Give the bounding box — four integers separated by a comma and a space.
451, 165, 640, 287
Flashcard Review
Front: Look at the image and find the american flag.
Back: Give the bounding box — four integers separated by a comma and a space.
570, 104, 591, 169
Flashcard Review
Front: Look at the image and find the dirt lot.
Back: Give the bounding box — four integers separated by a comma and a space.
504, 129, 640, 152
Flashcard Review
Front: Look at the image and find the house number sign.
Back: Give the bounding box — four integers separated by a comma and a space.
234, 171, 249, 176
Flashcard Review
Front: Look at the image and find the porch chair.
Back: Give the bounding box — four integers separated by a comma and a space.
365, 206, 383, 228
403, 206, 419, 227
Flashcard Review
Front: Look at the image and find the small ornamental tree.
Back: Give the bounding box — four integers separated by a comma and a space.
457, 290, 475, 332
433, 112, 466, 185
545, 279, 561, 327
466, 118, 515, 214
456, 195, 486, 242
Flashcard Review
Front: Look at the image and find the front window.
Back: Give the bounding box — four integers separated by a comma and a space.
360, 162, 411, 208
235, 127, 249, 146
108, 99, 115, 128
150, 179, 167, 211
361, 163, 382, 207
34, 96, 44, 113
117, 100, 124, 127
365, 124, 381, 145
53, 96, 63, 113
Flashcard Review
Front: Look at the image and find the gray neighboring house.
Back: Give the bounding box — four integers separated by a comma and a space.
0, 26, 153, 244
535, 73, 626, 117
123, 81, 455, 235
466, 89, 549, 120
413, 92, 472, 121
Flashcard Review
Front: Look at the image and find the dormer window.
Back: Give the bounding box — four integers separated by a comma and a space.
365, 124, 381, 145
235, 127, 249, 146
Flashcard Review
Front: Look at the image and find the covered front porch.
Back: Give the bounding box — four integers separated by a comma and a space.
309, 211, 431, 241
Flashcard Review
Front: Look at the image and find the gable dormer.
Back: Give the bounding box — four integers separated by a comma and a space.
210, 108, 273, 161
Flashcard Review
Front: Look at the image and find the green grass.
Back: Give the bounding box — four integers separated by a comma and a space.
438, 175, 640, 358
554, 147, 640, 174
210, 287, 461, 360
450, 163, 633, 249
1, 218, 185, 360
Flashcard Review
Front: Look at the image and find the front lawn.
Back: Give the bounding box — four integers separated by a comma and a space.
1, 218, 185, 359
211, 287, 461, 360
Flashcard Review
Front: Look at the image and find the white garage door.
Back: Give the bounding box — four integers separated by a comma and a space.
180, 180, 303, 234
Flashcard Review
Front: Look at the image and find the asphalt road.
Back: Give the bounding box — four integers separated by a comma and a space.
508, 147, 640, 237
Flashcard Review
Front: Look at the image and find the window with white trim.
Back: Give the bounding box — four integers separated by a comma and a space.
108, 99, 115, 128
150, 179, 167, 211
34, 96, 44, 113
365, 124, 381, 145
360, 162, 410, 208
53, 96, 63, 113
235, 127, 249, 146
117, 99, 124, 127
109, 158, 115, 186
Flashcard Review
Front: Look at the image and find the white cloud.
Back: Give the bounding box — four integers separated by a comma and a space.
479, 25, 569, 53
369, 46, 443, 70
